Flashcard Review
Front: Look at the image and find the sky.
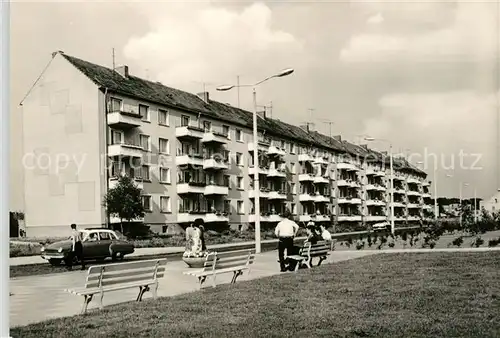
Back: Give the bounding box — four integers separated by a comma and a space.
10, 0, 500, 210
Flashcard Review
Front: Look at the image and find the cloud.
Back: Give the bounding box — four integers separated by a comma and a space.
340, 2, 499, 63
123, 2, 304, 95
366, 13, 383, 25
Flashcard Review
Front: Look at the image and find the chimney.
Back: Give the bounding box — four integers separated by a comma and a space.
196, 92, 210, 103
257, 110, 266, 119
299, 124, 310, 133
115, 65, 129, 78
332, 135, 341, 141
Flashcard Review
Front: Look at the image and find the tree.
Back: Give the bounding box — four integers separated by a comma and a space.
103, 175, 145, 234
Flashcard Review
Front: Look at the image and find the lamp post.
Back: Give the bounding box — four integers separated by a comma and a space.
216, 68, 294, 254
365, 137, 394, 235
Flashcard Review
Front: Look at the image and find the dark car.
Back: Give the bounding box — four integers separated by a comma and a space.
40, 229, 135, 266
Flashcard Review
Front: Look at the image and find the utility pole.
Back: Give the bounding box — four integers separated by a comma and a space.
112, 47, 116, 71
237, 75, 240, 108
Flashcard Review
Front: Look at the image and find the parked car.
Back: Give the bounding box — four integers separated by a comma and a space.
40, 229, 135, 266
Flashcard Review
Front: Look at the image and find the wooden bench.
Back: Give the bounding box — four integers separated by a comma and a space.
183, 249, 255, 289
287, 241, 330, 271
65, 258, 167, 314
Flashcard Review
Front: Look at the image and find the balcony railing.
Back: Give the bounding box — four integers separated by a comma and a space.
108, 143, 143, 158
175, 125, 205, 139
107, 110, 142, 129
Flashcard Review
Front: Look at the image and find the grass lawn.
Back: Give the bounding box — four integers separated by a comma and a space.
11, 252, 500, 338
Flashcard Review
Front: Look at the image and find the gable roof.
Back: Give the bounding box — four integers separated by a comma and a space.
57, 51, 425, 177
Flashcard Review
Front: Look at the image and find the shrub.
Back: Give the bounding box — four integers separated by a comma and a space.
451, 236, 464, 248
488, 238, 500, 247
471, 236, 484, 248
355, 240, 364, 250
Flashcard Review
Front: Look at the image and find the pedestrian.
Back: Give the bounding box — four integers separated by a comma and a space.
274, 210, 299, 272
67, 223, 85, 271
319, 224, 332, 241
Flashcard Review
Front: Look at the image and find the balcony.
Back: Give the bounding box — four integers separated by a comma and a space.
176, 154, 204, 167
366, 215, 387, 222
249, 188, 270, 199
177, 182, 206, 194
365, 184, 378, 191
177, 212, 229, 223
422, 181, 430, 187
299, 193, 315, 202
389, 175, 405, 181
407, 190, 421, 196
314, 194, 330, 203
407, 177, 421, 184
248, 141, 271, 152
422, 193, 432, 198
337, 179, 350, 187
390, 188, 406, 195
108, 144, 143, 158
407, 216, 420, 221
267, 145, 286, 156
349, 181, 361, 188
201, 131, 229, 144
337, 162, 359, 171
407, 203, 421, 209
107, 111, 141, 129
267, 167, 286, 178
299, 215, 312, 222
337, 197, 350, 204
248, 166, 269, 176
204, 185, 229, 195
248, 214, 282, 223
203, 157, 229, 170
299, 173, 314, 182
313, 156, 328, 165
109, 177, 143, 190
298, 154, 314, 162
268, 191, 287, 200
390, 202, 406, 208
337, 215, 362, 222
175, 125, 204, 139
366, 199, 385, 206
313, 175, 329, 184
313, 214, 330, 222
350, 198, 362, 205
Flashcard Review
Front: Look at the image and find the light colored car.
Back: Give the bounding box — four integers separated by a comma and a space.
372, 222, 388, 231
40, 229, 135, 266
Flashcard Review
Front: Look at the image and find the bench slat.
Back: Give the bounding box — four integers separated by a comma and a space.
211, 260, 254, 271
87, 259, 166, 275
86, 273, 163, 289
67, 279, 157, 296
210, 249, 255, 258
86, 267, 166, 282
184, 266, 250, 278
204, 255, 255, 268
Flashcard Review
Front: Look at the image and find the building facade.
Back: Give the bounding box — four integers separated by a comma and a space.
21, 51, 433, 237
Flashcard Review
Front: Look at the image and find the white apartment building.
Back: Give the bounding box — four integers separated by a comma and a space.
20, 51, 433, 237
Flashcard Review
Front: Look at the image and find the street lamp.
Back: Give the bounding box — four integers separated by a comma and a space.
446, 174, 469, 227
217, 68, 294, 254
364, 137, 395, 235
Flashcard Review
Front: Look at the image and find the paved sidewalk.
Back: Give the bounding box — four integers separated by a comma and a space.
10, 249, 374, 328
10, 238, 293, 266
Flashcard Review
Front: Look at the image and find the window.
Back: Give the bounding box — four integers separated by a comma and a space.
291, 162, 296, 174
236, 152, 243, 166
223, 175, 230, 187
110, 97, 122, 112
159, 167, 171, 183
237, 201, 244, 214
236, 129, 243, 142
139, 104, 150, 121
280, 140, 285, 148
160, 196, 171, 213
142, 195, 152, 212
99, 232, 111, 241
292, 203, 297, 215
291, 143, 296, 154
140, 165, 150, 180
158, 109, 169, 126
222, 125, 230, 138
110, 130, 123, 144
181, 115, 190, 127
203, 121, 211, 132
237, 177, 244, 189
140, 134, 150, 151
291, 183, 297, 194
159, 138, 170, 154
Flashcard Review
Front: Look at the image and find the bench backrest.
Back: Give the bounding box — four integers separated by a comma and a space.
201, 249, 255, 273
85, 258, 167, 290
299, 241, 329, 258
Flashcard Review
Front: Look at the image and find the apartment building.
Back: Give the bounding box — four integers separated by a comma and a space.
21, 51, 433, 237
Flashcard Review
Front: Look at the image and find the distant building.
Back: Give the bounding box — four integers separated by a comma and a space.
480, 190, 500, 214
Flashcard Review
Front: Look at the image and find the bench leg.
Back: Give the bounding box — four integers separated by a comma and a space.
136, 285, 150, 302
81, 294, 93, 314
198, 276, 207, 290
231, 270, 243, 284
152, 281, 159, 300
294, 260, 302, 272
212, 273, 217, 289
317, 256, 326, 267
